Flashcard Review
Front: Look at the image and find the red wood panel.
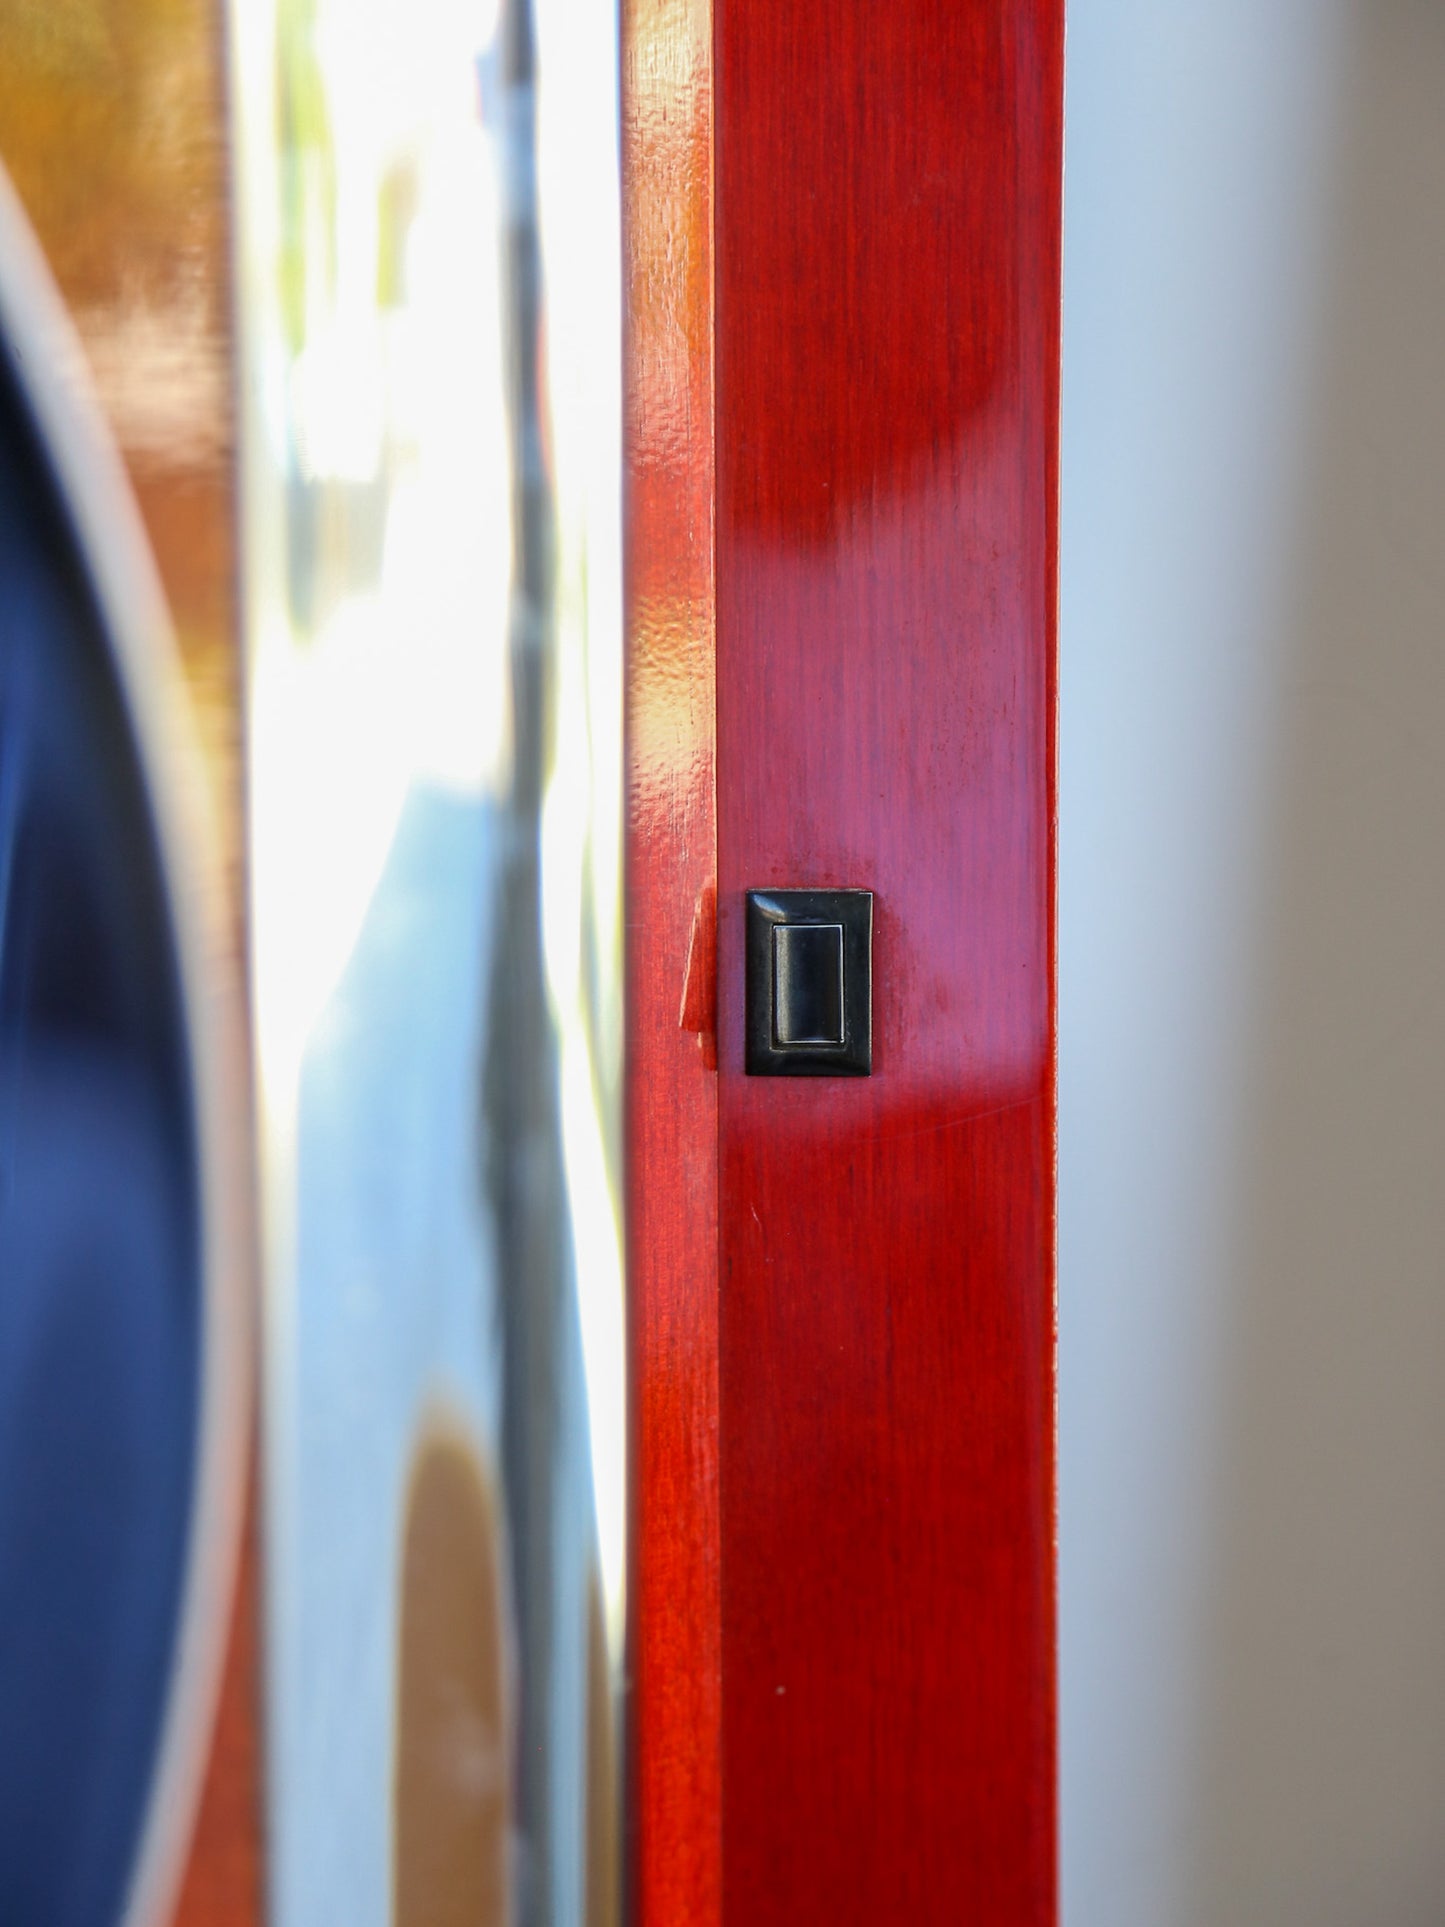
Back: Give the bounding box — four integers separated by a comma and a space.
622, 0, 721, 1921
713, 1, 1062, 1919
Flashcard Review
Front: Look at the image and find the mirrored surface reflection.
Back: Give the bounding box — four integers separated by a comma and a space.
0, 163, 248, 1927
233, 0, 624, 1917
0, 250, 197, 1927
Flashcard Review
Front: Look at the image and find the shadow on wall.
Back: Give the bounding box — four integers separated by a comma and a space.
1190, 4, 1445, 1920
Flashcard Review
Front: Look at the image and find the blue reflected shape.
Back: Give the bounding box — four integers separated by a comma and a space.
0, 343, 199, 1923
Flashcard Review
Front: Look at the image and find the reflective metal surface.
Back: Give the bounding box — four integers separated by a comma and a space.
0, 6, 258, 1915
744, 890, 872, 1076
232, 0, 624, 1916
0, 170, 248, 1927
0, 0, 242, 896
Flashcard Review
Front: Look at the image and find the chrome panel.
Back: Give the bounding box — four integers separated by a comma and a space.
232, 0, 624, 1918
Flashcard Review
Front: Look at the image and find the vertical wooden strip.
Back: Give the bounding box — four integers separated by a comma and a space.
622, 0, 721, 1923
714, 1, 1063, 1920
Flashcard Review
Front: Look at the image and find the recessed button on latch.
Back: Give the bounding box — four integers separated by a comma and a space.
745, 889, 872, 1076
774, 922, 844, 1045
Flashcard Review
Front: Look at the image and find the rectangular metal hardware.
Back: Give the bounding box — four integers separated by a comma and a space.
745, 889, 872, 1075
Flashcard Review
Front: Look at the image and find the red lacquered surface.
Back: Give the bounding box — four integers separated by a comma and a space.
622, 1, 721, 1921
714, 1, 1063, 1919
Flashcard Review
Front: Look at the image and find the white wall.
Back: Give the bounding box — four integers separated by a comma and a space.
1059, 5, 1445, 1922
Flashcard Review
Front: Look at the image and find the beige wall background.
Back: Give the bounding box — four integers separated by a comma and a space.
1060, 4, 1445, 1922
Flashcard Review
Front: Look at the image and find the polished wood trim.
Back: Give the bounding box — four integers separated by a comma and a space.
713, 0, 1063, 1918
623, 0, 721, 1917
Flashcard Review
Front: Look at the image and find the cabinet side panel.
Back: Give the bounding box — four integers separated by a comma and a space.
623, 1, 721, 1921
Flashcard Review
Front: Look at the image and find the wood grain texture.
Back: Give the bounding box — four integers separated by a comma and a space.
714, 1, 1063, 1919
622, 0, 721, 1921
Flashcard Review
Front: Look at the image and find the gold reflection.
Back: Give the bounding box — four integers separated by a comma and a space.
394, 1425, 510, 1927
0, 11, 252, 1924
0, 0, 241, 899
234, 0, 625, 1914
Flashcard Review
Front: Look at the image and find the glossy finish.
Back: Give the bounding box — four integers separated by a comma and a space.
0, 0, 243, 895
0, 14, 256, 1918
0, 231, 197, 1927
622, 0, 721, 1916
745, 889, 872, 1076
0, 163, 250, 1927
233, 0, 626, 1915
715, 0, 1063, 1918
171, 1513, 261, 1927
394, 1433, 509, 1927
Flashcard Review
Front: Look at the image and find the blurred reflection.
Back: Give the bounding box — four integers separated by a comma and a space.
0, 0, 241, 898
0, 296, 195, 1927
233, 0, 623, 1918
0, 170, 247, 1927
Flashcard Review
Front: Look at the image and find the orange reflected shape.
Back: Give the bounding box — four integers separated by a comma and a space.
394, 1430, 511, 1927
